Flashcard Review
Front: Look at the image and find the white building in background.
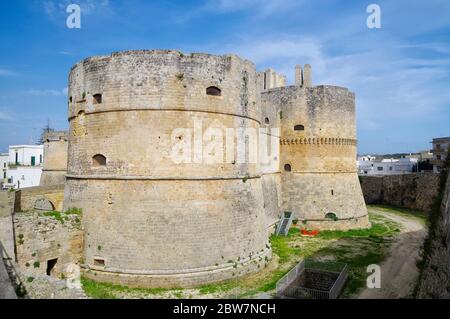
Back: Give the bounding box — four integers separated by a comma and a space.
3, 145, 44, 189
357, 155, 418, 175
358, 155, 376, 162
0, 152, 8, 186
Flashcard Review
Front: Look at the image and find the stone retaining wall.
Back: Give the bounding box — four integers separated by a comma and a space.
359, 172, 439, 212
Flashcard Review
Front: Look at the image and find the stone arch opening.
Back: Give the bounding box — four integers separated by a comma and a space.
265, 117, 270, 124
284, 164, 292, 172
325, 212, 338, 221
34, 198, 55, 211
92, 154, 107, 167
206, 86, 221, 96
77, 110, 85, 124
294, 124, 304, 131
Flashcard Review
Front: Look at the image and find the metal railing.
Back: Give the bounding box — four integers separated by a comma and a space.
276, 259, 348, 299
329, 264, 348, 299
275, 259, 305, 294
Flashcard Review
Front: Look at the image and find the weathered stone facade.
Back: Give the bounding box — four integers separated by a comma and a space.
13, 211, 83, 279
40, 131, 68, 187
64, 50, 272, 287
360, 173, 439, 212
0, 191, 15, 259
416, 173, 450, 298
60, 50, 368, 288
0, 190, 83, 298
260, 83, 368, 229
14, 185, 65, 213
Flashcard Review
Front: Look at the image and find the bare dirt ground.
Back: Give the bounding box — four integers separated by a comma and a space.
358, 208, 427, 299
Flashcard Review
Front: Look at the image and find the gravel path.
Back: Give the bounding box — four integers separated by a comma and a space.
358, 209, 426, 299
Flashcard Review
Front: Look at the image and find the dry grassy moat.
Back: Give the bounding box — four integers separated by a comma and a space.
81, 205, 427, 299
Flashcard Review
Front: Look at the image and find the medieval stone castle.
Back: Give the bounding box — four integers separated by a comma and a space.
0, 50, 368, 289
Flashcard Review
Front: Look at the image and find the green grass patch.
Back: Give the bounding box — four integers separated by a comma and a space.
81, 277, 117, 299
317, 236, 394, 297
42, 211, 65, 223
81, 277, 176, 299
198, 280, 237, 295
317, 213, 400, 240
270, 228, 301, 263
65, 207, 83, 216
368, 204, 427, 225
265, 212, 401, 298
41, 208, 83, 226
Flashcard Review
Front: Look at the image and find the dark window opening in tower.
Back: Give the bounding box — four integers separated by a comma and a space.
284, 164, 291, 172
294, 124, 305, 131
46, 258, 58, 276
92, 154, 107, 167
69, 96, 72, 103
93, 94, 102, 104
331, 189, 334, 196
206, 86, 221, 96
265, 117, 270, 124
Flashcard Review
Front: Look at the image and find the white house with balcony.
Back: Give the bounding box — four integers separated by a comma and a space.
4, 145, 44, 189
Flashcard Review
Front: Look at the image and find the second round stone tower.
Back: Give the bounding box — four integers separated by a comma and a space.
64, 50, 270, 287
261, 65, 369, 230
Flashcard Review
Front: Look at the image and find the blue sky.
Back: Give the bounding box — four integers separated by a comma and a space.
0, 0, 449, 154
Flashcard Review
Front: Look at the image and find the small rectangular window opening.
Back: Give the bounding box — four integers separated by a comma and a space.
94, 258, 105, 267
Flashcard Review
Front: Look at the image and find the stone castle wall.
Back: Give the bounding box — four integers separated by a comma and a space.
40, 131, 68, 187
55, 49, 370, 287
260, 85, 368, 229
64, 50, 271, 287
0, 191, 15, 259
416, 173, 450, 298
13, 211, 83, 279
360, 173, 439, 212
14, 185, 65, 213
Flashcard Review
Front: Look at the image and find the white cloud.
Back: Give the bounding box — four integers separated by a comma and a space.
190, 35, 326, 81
398, 43, 450, 54
43, 0, 111, 19
26, 88, 68, 96
57, 51, 73, 55
0, 110, 12, 121
194, 32, 449, 144
0, 68, 16, 76
205, 0, 298, 15
174, 0, 301, 23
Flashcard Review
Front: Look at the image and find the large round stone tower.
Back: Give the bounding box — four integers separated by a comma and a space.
260, 65, 369, 230
64, 50, 271, 287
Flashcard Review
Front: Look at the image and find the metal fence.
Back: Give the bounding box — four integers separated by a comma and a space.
275, 259, 305, 294
276, 259, 348, 299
